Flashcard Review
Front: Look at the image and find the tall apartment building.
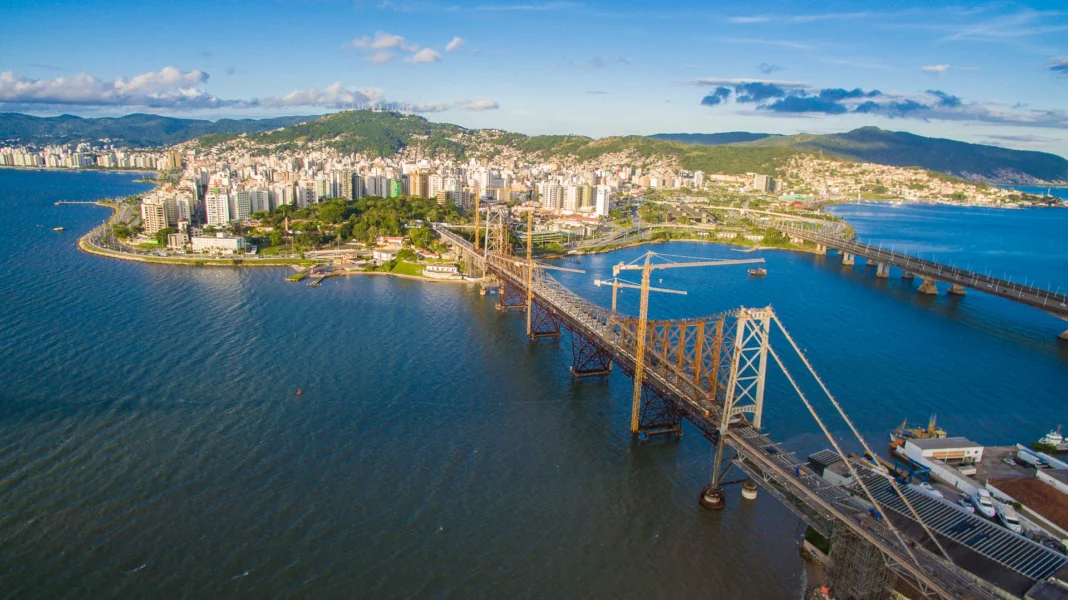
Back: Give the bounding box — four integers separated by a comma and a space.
232, 190, 252, 222
408, 171, 430, 198
250, 189, 270, 213
595, 185, 612, 217
140, 199, 168, 235
205, 191, 231, 226
563, 185, 581, 212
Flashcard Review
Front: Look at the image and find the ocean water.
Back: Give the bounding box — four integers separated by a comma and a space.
2, 170, 1066, 598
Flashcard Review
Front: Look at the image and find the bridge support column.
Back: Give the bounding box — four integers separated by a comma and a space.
529, 299, 561, 339
814, 243, 826, 255
496, 280, 526, 311
948, 284, 966, 296
829, 525, 897, 600
634, 382, 683, 441
876, 262, 889, 278
1060, 330, 1068, 341
917, 278, 938, 295
902, 271, 915, 280
841, 252, 854, 266
699, 485, 725, 510
741, 479, 758, 500
569, 330, 613, 378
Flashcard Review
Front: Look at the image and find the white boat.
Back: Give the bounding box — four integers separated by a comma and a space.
957, 494, 976, 514
972, 489, 997, 519
915, 481, 944, 499
1039, 425, 1065, 449
996, 503, 1023, 534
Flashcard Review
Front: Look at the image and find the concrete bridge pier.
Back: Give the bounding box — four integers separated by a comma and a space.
902, 271, 915, 280
814, 243, 826, 255
841, 252, 854, 266
918, 278, 938, 295
948, 284, 967, 295
741, 479, 759, 500
876, 262, 890, 278
1060, 330, 1068, 341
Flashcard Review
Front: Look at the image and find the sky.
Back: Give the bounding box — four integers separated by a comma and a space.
1, 0, 1067, 155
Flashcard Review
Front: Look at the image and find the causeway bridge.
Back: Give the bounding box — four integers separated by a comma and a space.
434, 217, 1068, 600
776, 222, 1068, 338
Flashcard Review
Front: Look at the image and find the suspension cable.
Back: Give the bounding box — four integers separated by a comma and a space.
771, 315, 953, 562
766, 345, 927, 573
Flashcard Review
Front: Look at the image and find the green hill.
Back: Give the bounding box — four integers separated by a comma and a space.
649, 132, 776, 146
736, 127, 1068, 184
224, 111, 799, 175
0, 113, 316, 148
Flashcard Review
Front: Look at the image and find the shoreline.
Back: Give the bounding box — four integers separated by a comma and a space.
320, 270, 478, 285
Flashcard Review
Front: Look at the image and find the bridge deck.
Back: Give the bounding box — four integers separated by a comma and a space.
780, 224, 1068, 319
436, 225, 1010, 599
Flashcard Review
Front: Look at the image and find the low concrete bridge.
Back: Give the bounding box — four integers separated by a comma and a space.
777, 222, 1068, 339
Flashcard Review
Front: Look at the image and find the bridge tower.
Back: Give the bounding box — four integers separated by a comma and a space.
701, 307, 772, 509
829, 524, 897, 600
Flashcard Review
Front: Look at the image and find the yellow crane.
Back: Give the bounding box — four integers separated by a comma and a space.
519, 210, 584, 337
613, 251, 765, 435
594, 277, 686, 316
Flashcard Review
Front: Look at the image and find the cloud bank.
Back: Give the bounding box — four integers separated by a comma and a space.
0, 70, 498, 114
693, 77, 1068, 129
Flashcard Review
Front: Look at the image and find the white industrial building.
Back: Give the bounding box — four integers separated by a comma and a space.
904, 437, 984, 465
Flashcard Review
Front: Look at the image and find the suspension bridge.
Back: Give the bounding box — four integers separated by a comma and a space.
433, 210, 1068, 600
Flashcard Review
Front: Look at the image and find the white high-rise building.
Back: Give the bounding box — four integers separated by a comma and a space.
540, 183, 563, 211
250, 189, 270, 213
429, 174, 443, 199
231, 190, 252, 222
595, 185, 612, 217
176, 192, 194, 222
563, 185, 581, 212
206, 191, 231, 226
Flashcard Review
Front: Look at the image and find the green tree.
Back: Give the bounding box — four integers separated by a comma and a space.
269, 229, 284, 246
154, 227, 176, 245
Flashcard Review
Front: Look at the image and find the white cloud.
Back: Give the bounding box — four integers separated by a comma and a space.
407, 49, 442, 63
727, 15, 770, 23
475, 2, 580, 10
270, 82, 385, 108
921, 64, 950, 74
347, 31, 418, 52
368, 52, 396, 64
0, 68, 224, 110
445, 36, 465, 52
457, 99, 499, 110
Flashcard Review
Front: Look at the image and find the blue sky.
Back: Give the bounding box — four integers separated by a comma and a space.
1, 0, 1066, 155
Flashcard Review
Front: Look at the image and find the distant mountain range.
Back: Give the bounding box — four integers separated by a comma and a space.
652, 127, 1068, 185
2, 111, 1064, 184
0, 113, 316, 148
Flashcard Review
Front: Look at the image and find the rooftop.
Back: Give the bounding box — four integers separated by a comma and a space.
906, 436, 983, 450
990, 478, 1068, 533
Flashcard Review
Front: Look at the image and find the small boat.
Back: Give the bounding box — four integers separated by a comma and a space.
53, 227, 65, 232
296, 389, 303, 396
748, 268, 767, 277
996, 503, 1023, 533
890, 415, 946, 444
972, 489, 997, 519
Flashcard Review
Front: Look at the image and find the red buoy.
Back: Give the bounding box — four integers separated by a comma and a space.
296, 389, 303, 396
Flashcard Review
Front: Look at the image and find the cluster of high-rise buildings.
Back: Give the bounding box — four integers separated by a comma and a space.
0, 144, 180, 171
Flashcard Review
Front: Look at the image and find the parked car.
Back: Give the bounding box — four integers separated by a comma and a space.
1001, 457, 1016, 466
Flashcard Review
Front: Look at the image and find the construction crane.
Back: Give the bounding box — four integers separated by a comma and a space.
519, 210, 584, 337
613, 251, 765, 435
594, 277, 686, 316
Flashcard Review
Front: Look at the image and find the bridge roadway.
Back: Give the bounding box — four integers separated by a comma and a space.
435, 225, 1012, 600
777, 223, 1068, 329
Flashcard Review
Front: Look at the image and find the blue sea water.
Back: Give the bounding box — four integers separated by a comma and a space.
2, 170, 1067, 598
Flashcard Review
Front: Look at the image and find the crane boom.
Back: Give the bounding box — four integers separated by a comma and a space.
595, 280, 686, 295
615, 258, 764, 275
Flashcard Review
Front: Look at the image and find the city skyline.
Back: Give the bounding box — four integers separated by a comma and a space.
2, 0, 1067, 155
